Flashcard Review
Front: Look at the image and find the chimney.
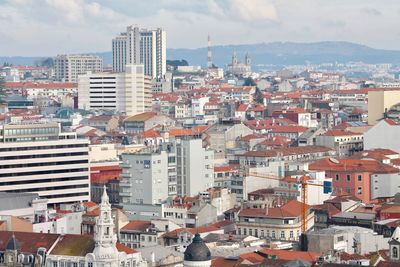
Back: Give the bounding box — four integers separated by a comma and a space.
265, 205, 269, 215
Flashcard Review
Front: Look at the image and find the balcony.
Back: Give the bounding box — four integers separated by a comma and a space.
120, 163, 132, 168
120, 173, 131, 178
119, 191, 132, 197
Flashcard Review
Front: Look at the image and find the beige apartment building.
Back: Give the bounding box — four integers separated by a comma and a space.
368, 89, 400, 125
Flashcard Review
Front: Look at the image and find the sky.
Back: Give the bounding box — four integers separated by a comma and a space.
0, 0, 400, 56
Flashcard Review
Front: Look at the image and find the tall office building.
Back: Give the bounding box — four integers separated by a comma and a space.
54, 54, 103, 82
176, 139, 214, 197
78, 64, 152, 116
112, 26, 166, 78
0, 122, 90, 206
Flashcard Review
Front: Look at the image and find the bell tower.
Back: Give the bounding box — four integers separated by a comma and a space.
93, 186, 119, 266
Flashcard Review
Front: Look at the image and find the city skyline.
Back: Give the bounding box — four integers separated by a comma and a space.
1, 0, 400, 56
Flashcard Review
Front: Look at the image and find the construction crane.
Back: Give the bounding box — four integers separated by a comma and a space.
244, 169, 331, 235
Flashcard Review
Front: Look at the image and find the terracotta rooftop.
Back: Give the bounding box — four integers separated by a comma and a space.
242, 145, 333, 158
121, 220, 152, 232
238, 200, 310, 218
0, 231, 59, 253
124, 112, 157, 122
309, 158, 399, 173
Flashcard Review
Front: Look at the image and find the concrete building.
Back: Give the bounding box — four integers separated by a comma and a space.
0, 122, 90, 206
123, 112, 175, 134
368, 89, 400, 125
307, 226, 390, 255
364, 118, 400, 153
54, 54, 102, 82
78, 64, 152, 116
316, 130, 363, 157
176, 139, 214, 197
237, 200, 314, 241
119, 150, 173, 206
203, 122, 253, 160
112, 26, 166, 78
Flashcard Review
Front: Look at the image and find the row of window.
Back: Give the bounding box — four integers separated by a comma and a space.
0, 159, 88, 169
237, 228, 299, 239
0, 143, 87, 152
335, 174, 362, 182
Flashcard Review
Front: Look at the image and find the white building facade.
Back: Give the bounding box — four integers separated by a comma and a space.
54, 54, 103, 82
0, 122, 90, 206
78, 65, 152, 116
112, 26, 166, 78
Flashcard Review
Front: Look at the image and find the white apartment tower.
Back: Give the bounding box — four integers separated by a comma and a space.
54, 54, 103, 82
112, 26, 166, 78
0, 122, 90, 206
78, 64, 152, 116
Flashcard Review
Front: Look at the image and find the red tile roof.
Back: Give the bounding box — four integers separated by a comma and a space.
238, 200, 310, 218
236, 104, 248, 112
259, 249, 321, 262
242, 146, 333, 158
0, 231, 59, 253
5, 82, 77, 89
214, 165, 239, 172
121, 220, 152, 232
116, 242, 138, 254
322, 129, 361, 137
309, 158, 399, 173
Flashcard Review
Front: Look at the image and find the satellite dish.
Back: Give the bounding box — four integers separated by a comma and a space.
329, 158, 340, 164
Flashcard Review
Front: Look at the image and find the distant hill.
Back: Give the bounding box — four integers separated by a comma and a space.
2, 41, 400, 67
168, 41, 400, 67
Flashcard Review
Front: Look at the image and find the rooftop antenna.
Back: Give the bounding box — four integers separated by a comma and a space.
207, 33, 212, 69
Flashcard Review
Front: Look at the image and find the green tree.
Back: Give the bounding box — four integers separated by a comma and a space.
243, 77, 256, 86
254, 87, 264, 104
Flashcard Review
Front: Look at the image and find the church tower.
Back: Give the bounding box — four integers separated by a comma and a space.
245, 52, 251, 66
93, 186, 119, 267
232, 51, 238, 66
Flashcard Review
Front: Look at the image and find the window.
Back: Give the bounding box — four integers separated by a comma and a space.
346, 175, 351, 182
290, 231, 294, 239
88, 263, 93, 267
266, 230, 270, 237
238, 228, 241, 235
335, 174, 339, 181
271, 231, 276, 239
243, 228, 247, 235
358, 175, 362, 181
255, 229, 258, 237
53, 262, 58, 267
357, 187, 362, 195
249, 229, 253, 236
337, 236, 344, 242
260, 230, 264, 237
393, 247, 398, 259
280, 231, 285, 239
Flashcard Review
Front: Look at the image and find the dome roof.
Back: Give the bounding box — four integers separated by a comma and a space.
184, 233, 211, 262
6, 234, 21, 251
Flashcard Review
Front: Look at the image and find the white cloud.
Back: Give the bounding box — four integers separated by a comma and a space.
228, 0, 278, 22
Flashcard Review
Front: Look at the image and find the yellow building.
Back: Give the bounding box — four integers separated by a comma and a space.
368, 89, 400, 125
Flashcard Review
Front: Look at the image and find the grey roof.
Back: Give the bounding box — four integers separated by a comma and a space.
282, 260, 311, 267
309, 225, 374, 236
332, 212, 375, 220
138, 245, 183, 263
0, 192, 39, 211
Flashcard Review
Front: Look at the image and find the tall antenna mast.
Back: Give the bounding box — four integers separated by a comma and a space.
207, 33, 212, 69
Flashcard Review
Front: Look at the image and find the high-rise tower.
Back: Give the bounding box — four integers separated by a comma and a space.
112, 26, 166, 78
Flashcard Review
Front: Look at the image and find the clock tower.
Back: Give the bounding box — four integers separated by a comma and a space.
93, 186, 119, 267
